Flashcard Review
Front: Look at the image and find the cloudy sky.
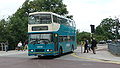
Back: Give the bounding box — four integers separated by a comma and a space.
0, 0, 120, 32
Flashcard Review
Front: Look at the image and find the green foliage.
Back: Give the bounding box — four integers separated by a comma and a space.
0, 19, 6, 41
27, 0, 68, 15
77, 31, 91, 44
93, 34, 107, 42
0, 0, 68, 50
95, 17, 120, 40
77, 17, 120, 44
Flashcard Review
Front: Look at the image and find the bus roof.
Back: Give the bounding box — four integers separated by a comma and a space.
29, 12, 72, 21
29, 12, 53, 15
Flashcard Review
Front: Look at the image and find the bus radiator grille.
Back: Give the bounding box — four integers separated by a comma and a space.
35, 49, 44, 52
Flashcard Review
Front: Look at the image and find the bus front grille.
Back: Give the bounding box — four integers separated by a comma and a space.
35, 49, 44, 52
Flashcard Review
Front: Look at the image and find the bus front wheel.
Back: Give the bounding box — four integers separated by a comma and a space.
59, 47, 63, 56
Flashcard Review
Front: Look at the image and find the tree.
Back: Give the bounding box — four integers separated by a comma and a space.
77, 31, 91, 44
95, 17, 119, 40
2, 0, 69, 49
0, 19, 6, 41
28, 0, 68, 15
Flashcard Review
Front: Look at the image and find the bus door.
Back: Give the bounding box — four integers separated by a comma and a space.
53, 34, 58, 51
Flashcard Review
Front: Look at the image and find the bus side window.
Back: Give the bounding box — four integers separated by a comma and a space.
60, 18, 63, 24
69, 20, 72, 26
53, 15, 58, 23
67, 20, 70, 26
63, 19, 67, 25
59, 36, 63, 42
72, 21, 76, 28
67, 36, 71, 41
58, 17, 61, 24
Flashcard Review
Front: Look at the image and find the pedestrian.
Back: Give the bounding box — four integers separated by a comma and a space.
91, 38, 97, 54
23, 40, 28, 51
83, 40, 89, 53
88, 44, 91, 51
17, 41, 23, 51
80, 41, 84, 53
5, 45, 8, 52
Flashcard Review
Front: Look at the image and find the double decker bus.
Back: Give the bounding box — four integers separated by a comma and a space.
28, 12, 77, 57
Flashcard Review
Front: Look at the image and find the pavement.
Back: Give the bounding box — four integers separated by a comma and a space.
0, 50, 27, 56
72, 44, 120, 64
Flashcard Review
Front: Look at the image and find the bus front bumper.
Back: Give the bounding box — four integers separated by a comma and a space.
28, 51, 59, 56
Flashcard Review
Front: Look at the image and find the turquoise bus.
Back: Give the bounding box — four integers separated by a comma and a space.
28, 12, 77, 57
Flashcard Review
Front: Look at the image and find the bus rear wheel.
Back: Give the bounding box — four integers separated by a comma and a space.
71, 45, 74, 52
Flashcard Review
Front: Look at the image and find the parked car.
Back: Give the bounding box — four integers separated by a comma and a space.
99, 40, 106, 44
106, 40, 112, 43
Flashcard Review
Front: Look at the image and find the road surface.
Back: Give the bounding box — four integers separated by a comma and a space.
0, 44, 120, 68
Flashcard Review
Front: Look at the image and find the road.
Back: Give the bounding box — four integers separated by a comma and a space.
0, 56, 120, 68
0, 45, 120, 68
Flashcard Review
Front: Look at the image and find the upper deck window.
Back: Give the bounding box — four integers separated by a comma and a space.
29, 14, 52, 24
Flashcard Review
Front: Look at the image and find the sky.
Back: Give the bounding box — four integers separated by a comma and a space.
1, 0, 120, 32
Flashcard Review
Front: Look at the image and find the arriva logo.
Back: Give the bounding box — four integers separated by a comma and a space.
37, 46, 43, 48
66, 44, 70, 47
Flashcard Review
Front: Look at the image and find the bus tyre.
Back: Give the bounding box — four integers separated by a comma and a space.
38, 55, 41, 58
59, 47, 63, 56
71, 45, 74, 52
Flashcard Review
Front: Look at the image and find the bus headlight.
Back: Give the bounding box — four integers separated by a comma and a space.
47, 49, 49, 51
31, 50, 34, 52
29, 49, 34, 52
47, 49, 53, 52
